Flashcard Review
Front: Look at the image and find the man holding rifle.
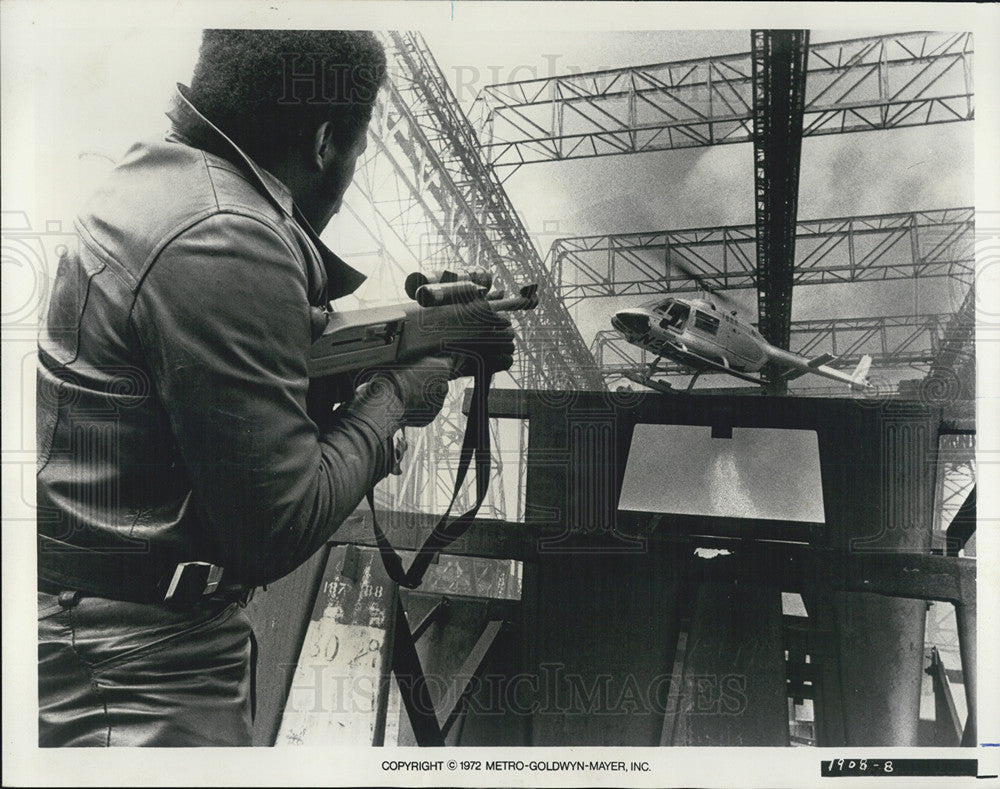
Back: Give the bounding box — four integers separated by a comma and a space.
36, 29, 516, 746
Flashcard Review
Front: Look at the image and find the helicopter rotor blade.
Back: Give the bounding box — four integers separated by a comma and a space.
667, 252, 742, 311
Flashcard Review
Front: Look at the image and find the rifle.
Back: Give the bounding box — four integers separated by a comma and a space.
308, 268, 538, 400
307, 268, 538, 589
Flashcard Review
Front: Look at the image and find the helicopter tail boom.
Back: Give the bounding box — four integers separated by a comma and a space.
804, 353, 874, 390
768, 347, 874, 390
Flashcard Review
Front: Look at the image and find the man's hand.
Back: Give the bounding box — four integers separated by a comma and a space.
443, 302, 517, 379
366, 356, 454, 428
356, 302, 517, 429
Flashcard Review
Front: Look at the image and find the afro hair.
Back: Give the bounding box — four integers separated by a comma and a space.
188, 30, 387, 166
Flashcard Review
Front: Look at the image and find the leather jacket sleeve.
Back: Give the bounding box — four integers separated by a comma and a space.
131, 212, 403, 586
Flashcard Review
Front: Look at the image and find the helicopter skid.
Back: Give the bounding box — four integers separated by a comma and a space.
654, 340, 768, 387
621, 370, 679, 394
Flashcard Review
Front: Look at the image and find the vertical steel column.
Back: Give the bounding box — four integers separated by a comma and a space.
832, 410, 937, 746
955, 599, 977, 746
752, 29, 809, 392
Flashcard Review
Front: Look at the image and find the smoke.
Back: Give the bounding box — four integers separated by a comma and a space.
799, 124, 973, 220
708, 449, 762, 519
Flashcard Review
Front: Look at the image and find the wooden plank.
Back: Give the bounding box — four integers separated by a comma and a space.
391, 595, 518, 746
244, 545, 332, 746
275, 546, 397, 746
670, 580, 788, 746
526, 544, 684, 746
329, 510, 532, 562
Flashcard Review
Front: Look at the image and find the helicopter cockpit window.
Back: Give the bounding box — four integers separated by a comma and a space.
659, 302, 690, 330
652, 299, 673, 315
693, 310, 720, 335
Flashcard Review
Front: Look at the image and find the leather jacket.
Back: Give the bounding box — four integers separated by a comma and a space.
37, 85, 403, 595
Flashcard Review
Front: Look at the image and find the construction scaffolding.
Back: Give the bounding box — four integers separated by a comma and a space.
472, 31, 974, 172
551, 208, 975, 305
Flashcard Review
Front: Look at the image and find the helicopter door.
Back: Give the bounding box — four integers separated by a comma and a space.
692, 310, 720, 335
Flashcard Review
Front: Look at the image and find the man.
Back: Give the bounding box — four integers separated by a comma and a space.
36, 29, 515, 746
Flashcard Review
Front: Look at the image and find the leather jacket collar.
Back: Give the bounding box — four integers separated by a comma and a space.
165, 84, 366, 300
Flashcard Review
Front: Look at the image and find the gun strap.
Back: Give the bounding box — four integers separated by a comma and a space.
366, 370, 493, 589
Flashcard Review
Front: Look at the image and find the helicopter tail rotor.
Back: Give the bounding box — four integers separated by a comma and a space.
851, 355, 873, 388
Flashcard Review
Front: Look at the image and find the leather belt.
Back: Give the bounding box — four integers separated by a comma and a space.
38, 535, 252, 608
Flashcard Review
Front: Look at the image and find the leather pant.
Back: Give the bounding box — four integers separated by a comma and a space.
38, 591, 253, 746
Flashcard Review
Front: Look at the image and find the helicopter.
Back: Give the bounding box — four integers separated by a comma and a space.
611, 295, 874, 394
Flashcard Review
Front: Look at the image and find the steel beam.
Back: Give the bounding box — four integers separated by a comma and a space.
753, 29, 809, 389
474, 32, 974, 168
553, 208, 974, 305
925, 283, 976, 410
391, 600, 446, 746
926, 646, 963, 745
956, 599, 977, 746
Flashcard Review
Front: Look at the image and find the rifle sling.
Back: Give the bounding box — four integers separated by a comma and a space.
366, 371, 493, 589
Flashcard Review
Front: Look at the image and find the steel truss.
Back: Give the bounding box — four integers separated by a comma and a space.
927, 283, 976, 404
935, 433, 975, 535
591, 312, 957, 382
340, 32, 602, 520
473, 31, 974, 170
552, 208, 974, 306
378, 32, 601, 389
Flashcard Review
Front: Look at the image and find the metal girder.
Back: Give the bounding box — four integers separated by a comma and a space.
925, 283, 976, 411
591, 312, 956, 382
935, 431, 975, 545
753, 29, 809, 380
338, 32, 601, 520
552, 208, 973, 305
473, 32, 974, 168
377, 32, 602, 390
343, 33, 599, 389
926, 647, 963, 746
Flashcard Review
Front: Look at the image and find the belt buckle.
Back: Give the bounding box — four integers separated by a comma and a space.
163, 561, 224, 606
